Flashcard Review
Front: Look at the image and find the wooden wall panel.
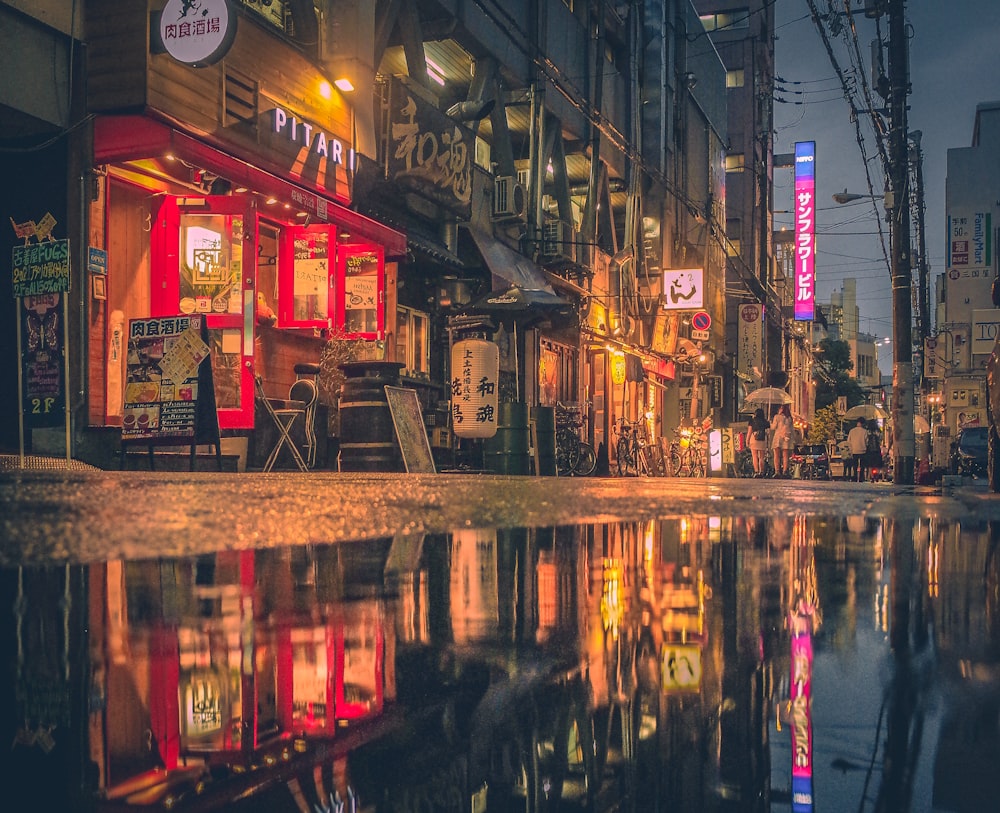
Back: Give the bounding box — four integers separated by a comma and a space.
85, 0, 149, 112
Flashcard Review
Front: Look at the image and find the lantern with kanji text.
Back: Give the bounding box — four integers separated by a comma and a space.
451, 338, 499, 438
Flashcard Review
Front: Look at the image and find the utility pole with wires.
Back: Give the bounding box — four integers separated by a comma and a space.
886, 0, 915, 485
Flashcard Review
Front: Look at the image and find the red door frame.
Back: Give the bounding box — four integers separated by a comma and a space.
151, 195, 256, 428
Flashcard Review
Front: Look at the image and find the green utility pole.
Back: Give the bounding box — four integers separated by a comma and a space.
888, 0, 915, 484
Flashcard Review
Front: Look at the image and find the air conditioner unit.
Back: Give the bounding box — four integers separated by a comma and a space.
541, 219, 577, 264
492, 176, 526, 222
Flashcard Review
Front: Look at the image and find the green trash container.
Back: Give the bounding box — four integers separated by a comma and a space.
484, 402, 530, 474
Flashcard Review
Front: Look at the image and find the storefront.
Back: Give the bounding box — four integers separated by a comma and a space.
89, 115, 405, 441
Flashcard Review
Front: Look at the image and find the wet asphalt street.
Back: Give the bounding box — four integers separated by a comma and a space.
1, 461, 998, 564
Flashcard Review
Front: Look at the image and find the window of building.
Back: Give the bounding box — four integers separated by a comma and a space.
727, 238, 742, 258
699, 9, 751, 32
538, 339, 578, 405
725, 154, 745, 172
395, 305, 430, 376
726, 69, 745, 88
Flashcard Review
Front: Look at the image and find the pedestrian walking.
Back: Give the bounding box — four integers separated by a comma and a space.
747, 408, 769, 477
847, 417, 869, 482
770, 404, 794, 477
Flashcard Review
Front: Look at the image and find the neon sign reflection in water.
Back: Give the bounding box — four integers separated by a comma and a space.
790, 611, 815, 812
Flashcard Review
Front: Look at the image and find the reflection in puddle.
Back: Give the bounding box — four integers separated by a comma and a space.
2, 515, 1000, 811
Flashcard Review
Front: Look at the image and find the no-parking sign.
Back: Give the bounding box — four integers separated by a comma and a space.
692, 311, 711, 331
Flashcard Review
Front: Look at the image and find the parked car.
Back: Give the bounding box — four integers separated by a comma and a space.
952, 426, 989, 478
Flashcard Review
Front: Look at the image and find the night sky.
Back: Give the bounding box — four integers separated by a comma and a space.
772, 0, 999, 373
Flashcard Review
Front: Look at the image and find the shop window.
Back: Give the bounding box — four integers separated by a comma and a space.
396, 305, 430, 376
278, 229, 385, 339
539, 339, 578, 405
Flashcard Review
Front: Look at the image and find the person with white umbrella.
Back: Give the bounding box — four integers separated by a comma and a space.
847, 418, 870, 482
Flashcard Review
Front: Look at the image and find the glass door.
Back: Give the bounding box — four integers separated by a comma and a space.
152, 195, 256, 428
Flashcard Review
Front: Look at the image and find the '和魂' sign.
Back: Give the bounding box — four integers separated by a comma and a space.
793, 141, 816, 321
12, 239, 71, 298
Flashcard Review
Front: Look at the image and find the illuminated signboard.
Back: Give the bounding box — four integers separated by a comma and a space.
790, 619, 814, 812
793, 141, 816, 321
158, 0, 237, 67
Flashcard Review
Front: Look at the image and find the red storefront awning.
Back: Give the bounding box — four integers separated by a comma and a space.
94, 115, 407, 257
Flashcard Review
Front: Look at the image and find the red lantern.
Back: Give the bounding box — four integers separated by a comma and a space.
451, 338, 500, 438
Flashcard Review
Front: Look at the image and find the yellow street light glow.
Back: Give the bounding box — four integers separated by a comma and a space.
319, 80, 332, 99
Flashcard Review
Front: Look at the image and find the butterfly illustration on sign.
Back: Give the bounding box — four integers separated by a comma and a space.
27, 310, 59, 353
663, 268, 704, 310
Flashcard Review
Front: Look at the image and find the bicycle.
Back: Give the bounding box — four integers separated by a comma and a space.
667, 428, 706, 477
614, 416, 651, 476
555, 403, 597, 476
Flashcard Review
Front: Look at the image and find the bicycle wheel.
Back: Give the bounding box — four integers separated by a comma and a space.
669, 446, 683, 476
617, 437, 634, 476
556, 431, 581, 475
574, 443, 597, 476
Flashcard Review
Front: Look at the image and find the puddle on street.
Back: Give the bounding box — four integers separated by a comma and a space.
2, 513, 998, 812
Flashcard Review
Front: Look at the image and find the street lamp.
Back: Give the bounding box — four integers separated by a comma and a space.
832, 189, 891, 206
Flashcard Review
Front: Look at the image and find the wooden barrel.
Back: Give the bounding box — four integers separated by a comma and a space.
532, 406, 557, 476
484, 402, 530, 474
338, 361, 405, 472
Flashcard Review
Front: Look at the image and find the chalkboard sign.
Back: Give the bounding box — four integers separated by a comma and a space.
122, 315, 221, 468
384, 386, 436, 473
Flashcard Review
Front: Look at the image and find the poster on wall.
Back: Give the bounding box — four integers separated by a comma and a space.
122, 315, 215, 443
20, 293, 65, 428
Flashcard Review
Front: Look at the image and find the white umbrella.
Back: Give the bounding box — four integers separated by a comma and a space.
914, 415, 931, 434
741, 387, 792, 412
843, 404, 889, 421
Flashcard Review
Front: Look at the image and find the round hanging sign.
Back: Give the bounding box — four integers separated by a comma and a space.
159, 0, 238, 68
692, 311, 712, 331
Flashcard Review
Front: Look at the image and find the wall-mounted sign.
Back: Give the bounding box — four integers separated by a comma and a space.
87, 246, 107, 275
270, 108, 350, 168
12, 238, 71, 298
157, 0, 238, 68
793, 141, 816, 321
385, 76, 474, 218
737, 303, 763, 381
662, 268, 704, 309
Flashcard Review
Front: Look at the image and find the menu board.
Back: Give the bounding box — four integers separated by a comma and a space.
123, 315, 216, 443
385, 386, 436, 473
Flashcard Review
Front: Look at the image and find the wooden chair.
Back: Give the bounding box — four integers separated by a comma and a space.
254, 375, 308, 472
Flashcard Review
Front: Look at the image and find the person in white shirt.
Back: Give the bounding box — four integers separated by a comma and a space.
847, 418, 870, 482
770, 404, 794, 477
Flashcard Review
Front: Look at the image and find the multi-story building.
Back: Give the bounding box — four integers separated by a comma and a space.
2, 0, 730, 471
693, 1, 783, 423
934, 101, 1000, 434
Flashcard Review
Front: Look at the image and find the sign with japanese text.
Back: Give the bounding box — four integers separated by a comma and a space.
12, 238, 70, 298
123, 315, 210, 442
793, 141, 816, 321
21, 294, 65, 428
737, 303, 763, 381
450, 338, 499, 438
948, 211, 992, 269
662, 268, 704, 309
157, 0, 237, 67
386, 76, 474, 218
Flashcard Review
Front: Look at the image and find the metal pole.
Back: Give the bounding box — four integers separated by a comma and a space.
889, 0, 914, 484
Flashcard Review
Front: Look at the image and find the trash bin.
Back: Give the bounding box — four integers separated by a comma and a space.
484, 402, 530, 474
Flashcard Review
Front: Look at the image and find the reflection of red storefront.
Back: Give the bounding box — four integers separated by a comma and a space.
137, 552, 385, 774
91, 115, 405, 431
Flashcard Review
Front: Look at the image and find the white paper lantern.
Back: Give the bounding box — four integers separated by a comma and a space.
451, 338, 500, 438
